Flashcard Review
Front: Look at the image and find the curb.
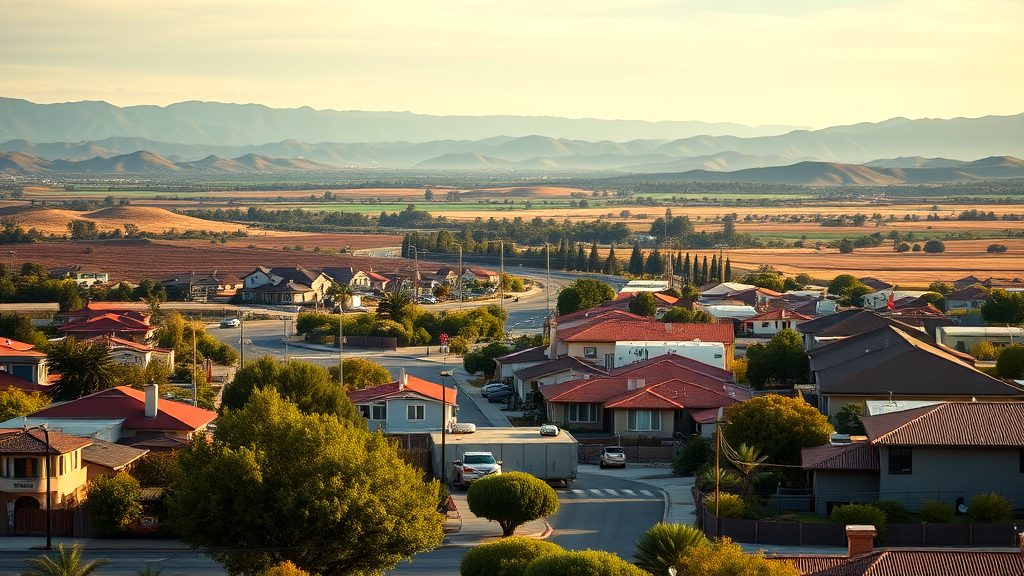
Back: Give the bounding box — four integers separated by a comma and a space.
437, 519, 553, 549
660, 488, 671, 523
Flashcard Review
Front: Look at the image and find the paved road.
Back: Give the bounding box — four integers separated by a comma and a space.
0, 550, 225, 576
388, 472, 663, 575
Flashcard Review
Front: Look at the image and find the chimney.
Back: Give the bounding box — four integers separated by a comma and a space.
665, 323, 672, 332
399, 369, 407, 390
1018, 531, 1023, 555
145, 383, 159, 418
846, 525, 876, 557
627, 379, 646, 390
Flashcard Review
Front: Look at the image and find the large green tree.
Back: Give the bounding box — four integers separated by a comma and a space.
377, 288, 414, 322
46, 337, 115, 401
328, 357, 392, 389
463, 342, 511, 377
83, 471, 143, 537
628, 244, 645, 276
169, 388, 444, 575
0, 388, 49, 421
724, 394, 833, 465
745, 329, 807, 389
628, 292, 658, 318
0, 312, 48, 347
556, 278, 615, 316
221, 356, 361, 421
982, 289, 1024, 324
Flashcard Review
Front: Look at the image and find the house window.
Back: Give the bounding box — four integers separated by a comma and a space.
13, 458, 38, 478
568, 403, 597, 423
761, 322, 771, 328
888, 447, 913, 475
583, 347, 598, 358
371, 402, 387, 420
357, 405, 371, 419
407, 404, 425, 421
627, 410, 661, 431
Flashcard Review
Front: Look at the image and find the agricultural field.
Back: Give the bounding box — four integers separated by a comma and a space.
0, 239, 410, 282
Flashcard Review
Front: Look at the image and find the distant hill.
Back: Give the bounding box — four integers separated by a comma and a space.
863, 156, 968, 169
415, 152, 513, 169
0, 97, 798, 145
0, 205, 248, 235
606, 156, 1024, 186
0, 150, 332, 175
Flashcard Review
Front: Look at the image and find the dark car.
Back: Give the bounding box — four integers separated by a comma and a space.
487, 388, 516, 403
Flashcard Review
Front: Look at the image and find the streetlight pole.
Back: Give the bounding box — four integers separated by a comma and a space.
338, 304, 344, 386
439, 370, 453, 484
411, 244, 420, 301
238, 311, 245, 368
545, 243, 551, 319
192, 318, 197, 406
26, 425, 52, 550
499, 239, 505, 312
457, 243, 463, 311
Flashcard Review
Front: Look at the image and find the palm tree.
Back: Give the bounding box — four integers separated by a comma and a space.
325, 281, 351, 310
46, 337, 115, 401
21, 543, 110, 576
137, 565, 163, 576
730, 443, 769, 497
633, 522, 707, 575
376, 287, 412, 322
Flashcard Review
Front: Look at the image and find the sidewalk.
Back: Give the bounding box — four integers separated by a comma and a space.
443, 491, 551, 547
453, 377, 513, 427
0, 537, 191, 551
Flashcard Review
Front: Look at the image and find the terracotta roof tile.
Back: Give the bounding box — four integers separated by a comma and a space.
803, 549, 1024, 576
743, 309, 814, 322
514, 356, 606, 381
494, 345, 548, 363
0, 372, 51, 394
0, 338, 46, 357
82, 439, 149, 470
559, 319, 735, 345
862, 402, 1024, 446
0, 428, 93, 454
32, 386, 216, 432
347, 375, 457, 404
801, 441, 879, 471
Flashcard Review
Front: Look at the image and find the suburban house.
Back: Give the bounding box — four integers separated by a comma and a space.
57, 302, 150, 325
364, 271, 390, 292
461, 267, 500, 285
802, 402, 1024, 515
798, 309, 944, 350
322, 267, 373, 290
741, 308, 813, 336
550, 316, 736, 369
512, 356, 607, 400
857, 277, 893, 291
239, 266, 332, 305
0, 338, 49, 391
699, 282, 757, 298
83, 335, 175, 368
81, 440, 148, 482
0, 428, 92, 516
943, 284, 989, 312
540, 354, 748, 438
30, 385, 217, 446
935, 326, 1024, 353
50, 268, 109, 287
430, 266, 461, 286
59, 313, 155, 343
347, 373, 457, 433
861, 289, 931, 310
808, 325, 1024, 415
493, 345, 548, 384
160, 272, 243, 300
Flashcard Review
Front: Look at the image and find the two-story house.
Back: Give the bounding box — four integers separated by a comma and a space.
0, 428, 92, 522
83, 335, 175, 368
347, 373, 457, 433
322, 267, 373, 290
461, 267, 500, 286
741, 308, 813, 337
239, 266, 332, 305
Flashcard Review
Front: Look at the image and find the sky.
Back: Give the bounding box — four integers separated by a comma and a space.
2, 0, 1022, 128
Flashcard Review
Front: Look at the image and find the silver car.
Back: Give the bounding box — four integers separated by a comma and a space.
599, 446, 627, 469
451, 452, 502, 487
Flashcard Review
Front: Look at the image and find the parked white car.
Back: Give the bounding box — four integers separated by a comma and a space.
481, 381, 513, 397
599, 446, 627, 469
219, 318, 240, 328
451, 452, 502, 487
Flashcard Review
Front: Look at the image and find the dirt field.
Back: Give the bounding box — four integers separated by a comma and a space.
161, 233, 401, 252
0, 205, 252, 235
1, 239, 414, 282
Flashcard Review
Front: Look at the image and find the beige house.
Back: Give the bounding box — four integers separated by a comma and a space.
0, 428, 92, 518
240, 266, 332, 304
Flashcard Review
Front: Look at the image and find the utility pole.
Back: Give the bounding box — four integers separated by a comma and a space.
239, 312, 245, 368
283, 318, 290, 362
192, 318, 197, 406
499, 239, 505, 312
338, 305, 344, 386
457, 243, 464, 311
714, 410, 722, 539
27, 425, 52, 550
412, 245, 420, 301
545, 243, 551, 320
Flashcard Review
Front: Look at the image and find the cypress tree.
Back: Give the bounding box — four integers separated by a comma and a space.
701, 256, 709, 284
628, 244, 645, 276
710, 254, 718, 282
401, 234, 410, 258
575, 244, 587, 271
724, 257, 732, 282
557, 237, 569, 270
692, 255, 700, 285
683, 253, 691, 285
603, 245, 621, 275
645, 249, 664, 276
587, 241, 601, 272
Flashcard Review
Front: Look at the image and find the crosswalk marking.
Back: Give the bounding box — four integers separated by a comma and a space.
604, 489, 618, 496
572, 489, 586, 495
562, 488, 659, 500
622, 489, 635, 496
589, 489, 603, 495
639, 490, 654, 497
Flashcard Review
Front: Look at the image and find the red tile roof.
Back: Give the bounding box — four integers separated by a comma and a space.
554, 303, 637, 324
801, 440, 879, 471
32, 386, 216, 432
83, 334, 171, 353
0, 372, 51, 394
61, 313, 153, 334
346, 375, 457, 405
861, 402, 1024, 447
559, 319, 735, 345
0, 338, 46, 358
494, 345, 548, 363
0, 428, 93, 454
802, 549, 1024, 576
365, 271, 389, 282
608, 354, 735, 383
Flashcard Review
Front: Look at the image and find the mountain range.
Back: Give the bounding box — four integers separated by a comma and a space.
0, 97, 799, 145
0, 150, 332, 175
3, 148, 1022, 185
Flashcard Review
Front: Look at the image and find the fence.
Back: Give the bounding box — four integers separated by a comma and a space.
695, 487, 1019, 547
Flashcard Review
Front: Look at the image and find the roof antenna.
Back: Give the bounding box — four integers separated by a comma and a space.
888, 391, 893, 403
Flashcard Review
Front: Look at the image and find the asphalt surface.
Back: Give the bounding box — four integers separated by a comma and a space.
0, 550, 225, 575
388, 472, 664, 575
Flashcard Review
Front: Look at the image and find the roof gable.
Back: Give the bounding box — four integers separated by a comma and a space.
559, 319, 735, 345
863, 402, 1024, 446
347, 375, 457, 404
32, 386, 216, 431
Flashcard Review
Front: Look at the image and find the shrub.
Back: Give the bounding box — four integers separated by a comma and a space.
996, 345, 1024, 379
448, 335, 469, 356
704, 492, 746, 519
919, 500, 955, 523
695, 464, 740, 493
967, 492, 1012, 523
633, 523, 708, 575
524, 550, 647, 576
258, 561, 311, 576
724, 394, 833, 465
871, 500, 911, 523
969, 341, 998, 361
912, 243, 922, 252
467, 472, 560, 536
730, 358, 748, 384
673, 434, 713, 476
987, 244, 1008, 253
460, 537, 562, 576
131, 452, 181, 487
830, 504, 886, 539
923, 240, 946, 253
84, 471, 143, 536
895, 242, 910, 252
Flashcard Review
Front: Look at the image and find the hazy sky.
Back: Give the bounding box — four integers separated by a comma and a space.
2, 0, 1021, 127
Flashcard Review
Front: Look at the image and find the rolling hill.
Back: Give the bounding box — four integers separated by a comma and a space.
0, 150, 332, 174
0, 205, 250, 235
